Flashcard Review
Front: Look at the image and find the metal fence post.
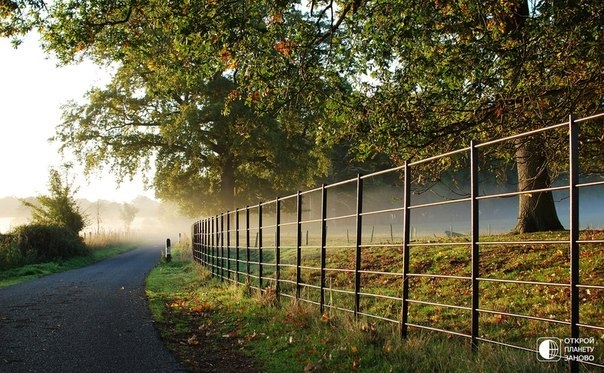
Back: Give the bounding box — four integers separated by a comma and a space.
296, 191, 302, 300
192, 221, 197, 262
235, 208, 240, 283
206, 218, 210, 268
196, 221, 200, 262
211, 216, 215, 276
220, 213, 225, 280
191, 222, 195, 261
258, 202, 263, 290
401, 161, 411, 339
246, 206, 251, 283
470, 140, 480, 352
201, 219, 206, 266
217, 215, 220, 277
354, 174, 364, 317
569, 114, 580, 373
205, 218, 209, 267
320, 184, 327, 315
275, 197, 281, 301
215, 215, 220, 279
226, 211, 231, 280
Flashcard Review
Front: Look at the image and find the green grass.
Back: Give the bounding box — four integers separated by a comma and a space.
0, 243, 138, 288
269, 231, 604, 354
147, 241, 602, 372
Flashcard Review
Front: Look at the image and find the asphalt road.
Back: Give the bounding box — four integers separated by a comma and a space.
0, 245, 185, 372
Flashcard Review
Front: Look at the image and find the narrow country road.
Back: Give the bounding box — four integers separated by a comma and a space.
0, 245, 185, 372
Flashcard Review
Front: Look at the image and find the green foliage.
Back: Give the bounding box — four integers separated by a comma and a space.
0, 0, 46, 44
9, 1, 602, 224
338, 0, 603, 161
0, 234, 22, 270
21, 167, 86, 234
11, 223, 87, 262
53, 48, 331, 215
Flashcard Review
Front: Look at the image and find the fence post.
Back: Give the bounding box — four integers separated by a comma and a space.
320, 184, 327, 315
206, 218, 210, 267
192, 222, 197, 262
211, 217, 215, 276
220, 213, 225, 280
569, 114, 580, 373
226, 211, 231, 280
205, 218, 210, 267
275, 197, 281, 301
235, 208, 240, 283
215, 215, 220, 279
207, 218, 211, 272
191, 223, 195, 261
202, 219, 206, 266
217, 215, 220, 277
296, 191, 302, 300
212, 217, 215, 274
470, 140, 480, 352
165, 238, 172, 262
198, 221, 202, 262
246, 206, 251, 283
401, 161, 411, 339
199, 221, 203, 265
354, 174, 364, 318
258, 202, 263, 291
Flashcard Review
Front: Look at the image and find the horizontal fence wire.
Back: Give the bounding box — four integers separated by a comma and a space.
192, 113, 604, 371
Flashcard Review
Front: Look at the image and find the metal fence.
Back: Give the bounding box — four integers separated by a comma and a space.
192, 113, 604, 371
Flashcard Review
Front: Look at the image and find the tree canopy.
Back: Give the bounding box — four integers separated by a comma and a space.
0, 0, 46, 44
337, 0, 602, 159
43, 1, 340, 215
5, 0, 602, 229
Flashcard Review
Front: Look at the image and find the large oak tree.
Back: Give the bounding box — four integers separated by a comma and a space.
43, 1, 337, 215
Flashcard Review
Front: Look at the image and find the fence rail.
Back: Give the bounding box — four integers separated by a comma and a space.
192, 113, 604, 371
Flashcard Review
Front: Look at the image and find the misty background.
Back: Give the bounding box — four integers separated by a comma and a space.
205, 173, 604, 249
0, 196, 192, 244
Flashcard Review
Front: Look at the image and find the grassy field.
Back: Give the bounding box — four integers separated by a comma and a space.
196, 230, 603, 358
147, 238, 603, 372
0, 242, 138, 288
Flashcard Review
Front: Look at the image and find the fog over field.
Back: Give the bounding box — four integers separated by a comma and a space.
3, 172, 602, 246
237, 170, 604, 246
0, 196, 193, 244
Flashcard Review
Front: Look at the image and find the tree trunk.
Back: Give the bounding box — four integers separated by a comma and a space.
513, 137, 564, 233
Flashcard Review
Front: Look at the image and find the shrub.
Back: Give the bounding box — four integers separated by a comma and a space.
0, 235, 23, 270
21, 167, 86, 235
11, 224, 87, 262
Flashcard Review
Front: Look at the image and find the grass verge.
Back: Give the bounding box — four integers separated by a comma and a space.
0, 243, 138, 288
146, 245, 587, 372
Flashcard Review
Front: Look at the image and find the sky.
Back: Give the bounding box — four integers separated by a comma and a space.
0, 34, 153, 203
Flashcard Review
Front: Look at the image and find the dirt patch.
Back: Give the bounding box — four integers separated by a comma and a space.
155, 304, 261, 373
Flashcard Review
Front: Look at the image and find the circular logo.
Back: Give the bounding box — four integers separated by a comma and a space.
538, 339, 560, 360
